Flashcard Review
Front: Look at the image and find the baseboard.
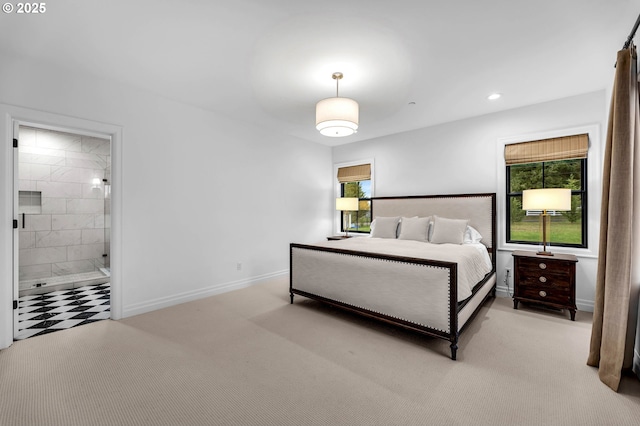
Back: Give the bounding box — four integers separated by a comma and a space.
494, 285, 594, 312
575, 298, 594, 313
494, 284, 511, 298
123, 270, 288, 318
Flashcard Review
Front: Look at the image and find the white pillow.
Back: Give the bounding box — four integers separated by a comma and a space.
398, 216, 431, 242
396, 216, 416, 238
463, 226, 483, 244
370, 216, 401, 239
430, 216, 469, 244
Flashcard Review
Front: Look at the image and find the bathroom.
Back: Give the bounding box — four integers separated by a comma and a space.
15, 125, 111, 339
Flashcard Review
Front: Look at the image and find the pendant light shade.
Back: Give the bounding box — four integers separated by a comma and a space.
316, 72, 359, 137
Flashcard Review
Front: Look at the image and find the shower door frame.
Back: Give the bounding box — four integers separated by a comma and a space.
0, 105, 123, 348
11, 121, 18, 337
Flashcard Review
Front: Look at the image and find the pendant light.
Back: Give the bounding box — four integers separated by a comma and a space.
315, 72, 359, 137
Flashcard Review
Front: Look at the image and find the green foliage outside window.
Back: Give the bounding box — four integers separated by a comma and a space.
508, 159, 586, 247
341, 181, 371, 232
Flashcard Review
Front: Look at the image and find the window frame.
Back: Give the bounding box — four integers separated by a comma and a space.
334, 159, 375, 235
505, 158, 588, 249
339, 180, 371, 234
496, 124, 601, 258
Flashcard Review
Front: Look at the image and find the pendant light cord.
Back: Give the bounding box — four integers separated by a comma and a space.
332, 72, 343, 98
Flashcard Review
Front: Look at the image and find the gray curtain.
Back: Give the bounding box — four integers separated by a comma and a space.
587, 45, 640, 391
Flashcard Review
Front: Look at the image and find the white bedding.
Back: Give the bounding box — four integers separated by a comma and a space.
313, 237, 492, 301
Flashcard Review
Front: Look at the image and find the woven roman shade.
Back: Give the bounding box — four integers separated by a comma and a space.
505, 134, 589, 165
337, 164, 371, 183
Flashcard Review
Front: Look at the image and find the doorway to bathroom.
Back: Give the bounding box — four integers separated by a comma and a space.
13, 125, 111, 340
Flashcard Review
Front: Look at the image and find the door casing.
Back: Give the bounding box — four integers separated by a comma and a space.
0, 105, 123, 349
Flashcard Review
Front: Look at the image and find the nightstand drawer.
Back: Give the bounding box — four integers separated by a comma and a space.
517, 257, 573, 276
519, 286, 571, 306
517, 273, 572, 290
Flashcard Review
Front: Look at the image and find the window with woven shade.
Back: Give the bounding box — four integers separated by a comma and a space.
337, 163, 372, 233
505, 134, 588, 248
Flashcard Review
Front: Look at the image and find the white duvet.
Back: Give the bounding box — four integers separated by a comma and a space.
314, 237, 493, 301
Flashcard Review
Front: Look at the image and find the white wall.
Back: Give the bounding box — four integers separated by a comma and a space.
0, 52, 332, 348
332, 90, 607, 312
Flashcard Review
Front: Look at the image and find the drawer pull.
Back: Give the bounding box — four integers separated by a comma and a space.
539, 263, 547, 270
539, 276, 547, 283
539, 290, 547, 297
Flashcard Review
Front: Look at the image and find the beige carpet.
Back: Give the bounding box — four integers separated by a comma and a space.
1, 276, 639, 426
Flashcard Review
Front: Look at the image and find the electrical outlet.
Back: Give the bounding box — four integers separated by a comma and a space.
505, 267, 511, 275
236, 262, 242, 271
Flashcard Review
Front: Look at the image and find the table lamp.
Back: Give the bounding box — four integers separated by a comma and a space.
522, 188, 571, 256
336, 197, 359, 237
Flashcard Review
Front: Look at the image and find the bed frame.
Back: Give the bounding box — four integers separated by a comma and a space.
290, 193, 497, 360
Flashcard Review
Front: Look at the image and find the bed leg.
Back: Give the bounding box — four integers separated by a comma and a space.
491, 285, 497, 298
450, 341, 458, 360
450, 331, 459, 360
290, 292, 294, 304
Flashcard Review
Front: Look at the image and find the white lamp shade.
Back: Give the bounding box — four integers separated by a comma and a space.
522, 188, 572, 211
316, 97, 359, 137
336, 197, 359, 211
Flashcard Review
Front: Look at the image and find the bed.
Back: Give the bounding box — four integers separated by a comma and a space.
289, 193, 497, 360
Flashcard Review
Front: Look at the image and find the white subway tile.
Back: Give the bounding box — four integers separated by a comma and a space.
52, 260, 95, 276
81, 137, 111, 155
94, 214, 105, 229
25, 215, 51, 232
19, 247, 67, 266
67, 198, 103, 214
65, 151, 107, 169
67, 244, 105, 261
52, 214, 95, 230
36, 129, 82, 152
19, 152, 66, 166
19, 180, 37, 191
81, 229, 104, 245
19, 145, 66, 158
19, 231, 35, 249
19, 264, 52, 281
35, 230, 82, 248
41, 198, 67, 214
18, 127, 36, 146
37, 181, 82, 198
50, 166, 95, 184
19, 163, 31, 180
30, 164, 52, 182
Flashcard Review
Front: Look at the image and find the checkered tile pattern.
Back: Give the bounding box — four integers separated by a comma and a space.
16, 283, 110, 340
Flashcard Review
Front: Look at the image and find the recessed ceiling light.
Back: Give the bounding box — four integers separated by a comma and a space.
487, 93, 501, 100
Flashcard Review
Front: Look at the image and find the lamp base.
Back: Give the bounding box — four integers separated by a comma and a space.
536, 251, 554, 256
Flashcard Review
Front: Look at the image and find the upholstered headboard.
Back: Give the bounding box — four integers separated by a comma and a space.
371, 193, 496, 267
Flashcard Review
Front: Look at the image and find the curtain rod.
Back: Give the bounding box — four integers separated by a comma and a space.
623, 13, 640, 49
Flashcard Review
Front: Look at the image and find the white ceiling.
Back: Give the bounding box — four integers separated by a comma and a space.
0, 0, 637, 146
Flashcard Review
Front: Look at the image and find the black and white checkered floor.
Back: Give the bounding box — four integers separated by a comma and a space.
15, 283, 110, 340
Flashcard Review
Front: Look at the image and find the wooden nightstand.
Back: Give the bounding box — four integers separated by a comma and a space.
327, 235, 351, 241
512, 250, 578, 321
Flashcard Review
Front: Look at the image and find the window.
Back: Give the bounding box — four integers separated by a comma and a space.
505, 134, 588, 248
337, 163, 371, 233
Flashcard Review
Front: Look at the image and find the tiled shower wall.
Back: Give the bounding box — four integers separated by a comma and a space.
18, 126, 111, 290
